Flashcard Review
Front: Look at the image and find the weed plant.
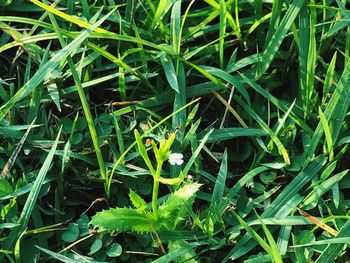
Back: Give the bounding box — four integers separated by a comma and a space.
0, 0, 350, 262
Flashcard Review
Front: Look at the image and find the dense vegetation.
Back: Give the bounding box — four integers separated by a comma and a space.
1, 0, 350, 262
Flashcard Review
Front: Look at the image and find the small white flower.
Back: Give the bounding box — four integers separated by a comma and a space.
169, 153, 184, 165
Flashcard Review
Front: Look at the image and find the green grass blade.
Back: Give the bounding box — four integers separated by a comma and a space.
256, 0, 304, 78
211, 148, 227, 204
303, 0, 317, 118
263, 155, 326, 217
151, 0, 167, 30
152, 242, 204, 263
232, 211, 272, 256
0, 18, 104, 120
35, 246, 80, 263
170, 62, 187, 178
183, 129, 214, 176
277, 225, 292, 255
322, 52, 337, 104
1, 119, 36, 179
43, 3, 113, 195
239, 73, 313, 134
305, 58, 350, 163
264, 0, 283, 45
170, 0, 181, 52
302, 169, 348, 208
219, 0, 226, 69
134, 129, 156, 175
200, 66, 250, 104
292, 234, 307, 263
315, 219, 350, 263
298, 3, 309, 117
227, 166, 269, 200
1, 127, 62, 252
234, 96, 290, 164
318, 107, 334, 161
255, 211, 283, 263
206, 128, 266, 143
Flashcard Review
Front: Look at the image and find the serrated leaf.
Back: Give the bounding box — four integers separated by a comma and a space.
159, 182, 201, 229
90, 208, 151, 233
129, 189, 147, 212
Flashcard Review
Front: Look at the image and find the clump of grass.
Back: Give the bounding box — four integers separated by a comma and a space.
1, 0, 350, 262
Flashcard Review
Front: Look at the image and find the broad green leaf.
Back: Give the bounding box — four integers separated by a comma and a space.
106, 243, 122, 257
90, 208, 151, 233
160, 52, 179, 93
89, 239, 102, 255
61, 223, 79, 243
159, 182, 201, 229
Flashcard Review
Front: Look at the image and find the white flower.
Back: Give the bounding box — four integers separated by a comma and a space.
169, 153, 184, 165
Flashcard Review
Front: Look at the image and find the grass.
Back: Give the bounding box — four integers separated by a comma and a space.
0, 0, 350, 262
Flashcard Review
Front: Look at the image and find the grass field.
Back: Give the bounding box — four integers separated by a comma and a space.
1, 0, 350, 262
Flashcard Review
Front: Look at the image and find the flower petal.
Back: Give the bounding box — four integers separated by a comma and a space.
175, 159, 184, 165
169, 153, 184, 165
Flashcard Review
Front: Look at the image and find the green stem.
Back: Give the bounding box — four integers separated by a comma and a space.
152, 161, 163, 219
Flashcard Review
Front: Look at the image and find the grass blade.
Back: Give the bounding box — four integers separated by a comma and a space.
232, 211, 272, 256
211, 148, 227, 204
1, 127, 62, 253
1, 119, 36, 179
0, 16, 105, 120
318, 107, 334, 161
256, 0, 304, 78
233, 96, 290, 164
305, 58, 350, 163
219, 0, 226, 69
315, 219, 350, 263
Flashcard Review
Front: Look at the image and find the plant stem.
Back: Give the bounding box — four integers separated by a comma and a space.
152, 161, 163, 219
